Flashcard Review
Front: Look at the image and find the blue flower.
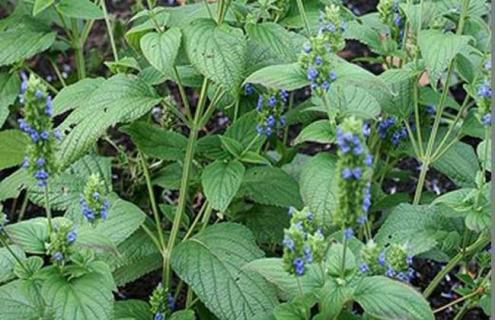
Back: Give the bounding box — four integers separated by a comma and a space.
378, 251, 386, 266
30, 130, 40, 143
35, 90, 44, 99
314, 55, 323, 65
307, 68, 318, 81
35, 169, 49, 186
303, 245, 313, 263
279, 90, 289, 103
344, 228, 354, 239
256, 124, 264, 135
22, 156, 30, 168
101, 199, 110, 220
66, 229, 77, 244
426, 105, 436, 114
266, 115, 276, 127
20, 72, 28, 94
385, 266, 395, 277
264, 126, 272, 136
407, 267, 416, 279
359, 262, 369, 273
481, 113, 491, 126
306, 211, 314, 221
18, 119, 30, 132
40, 130, 49, 141
394, 14, 402, 26
352, 167, 362, 179
54, 128, 62, 140
406, 255, 413, 265
364, 154, 373, 167
279, 116, 286, 127
283, 234, 295, 251
341, 167, 353, 180
362, 122, 371, 137
329, 71, 337, 81
477, 83, 492, 98
154, 313, 165, 320
357, 215, 367, 225
45, 95, 53, 116
256, 96, 264, 111
52, 252, 64, 261
244, 83, 254, 96
267, 96, 277, 107
167, 293, 175, 311
396, 271, 409, 282
303, 42, 312, 53
293, 257, 305, 276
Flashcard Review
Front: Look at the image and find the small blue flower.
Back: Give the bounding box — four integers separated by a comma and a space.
352, 167, 362, 179
329, 71, 337, 81
394, 14, 402, 26
279, 116, 286, 127
283, 234, 295, 251
293, 221, 304, 231
303, 245, 313, 263
154, 313, 165, 320
54, 128, 62, 140
307, 68, 318, 81
353, 143, 363, 155
40, 130, 50, 141
244, 83, 254, 96
36, 157, 45, 167
18, 119, 29, 132
256, 96, 264, 111
101, 199, 110, 220
481, 113, 491, 126
22, 156, 30, 168
477, 83, 492, 98
30, 130, 40, 143
35, 90, 44, 99
264, 126, 272, 136
279, 90, 289, 103
314, 56, 323, 65
344, 228, 354, 239
35, 169, 49, 185
357, 215, 367, 225
66, 229, 77, 244
266, 115, 276, 127
20, 75, 28, 94
45, 95, 53, 116
256, 124, 264, 135
303, 42, 311, 53
293, 257, 305, 276
406, 255, 413, 265
396, 271, 409, 282
407, 267, 415, 279
306, 211, 314, 221
391, 131, 402, 145
426, 105, 436, 114
341, 167, 353, 180
52, 252, 64, 261
364, 154, 373, 167
378, 251, 386, 266
385, 266, 395, 277
359, 262, 369, 273
325, 22, 336, 33
167, 292, 175, 311
362, 122, 371, 137
267, 96, 277, 107
321, 81, 330, 91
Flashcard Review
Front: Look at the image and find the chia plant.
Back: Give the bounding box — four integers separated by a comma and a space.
80, 174, 110, 223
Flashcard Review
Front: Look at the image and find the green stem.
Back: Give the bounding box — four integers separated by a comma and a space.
173, 67, 192, 121
17, 191, 29, 222
296, 0, 311, 36
71, 19, 86, 79
49, 58, 67, 87
452, 303, 469, 320
0, 237, 29, 273
433, 286, 484, 314
44, 185, 53, 234
423, 234, 489, 298
164, 78, 210, 288
139, 152, 166, 250
25, 67, 59, 93
183, 200, 208, 241
101, 0, 119, 61
341, 232, 348, 278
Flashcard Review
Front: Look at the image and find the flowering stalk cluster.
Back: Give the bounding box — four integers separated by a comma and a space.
150, 283, 175, 320
377, 0, 404, 42
18, 73, 60, 187
80, 174, 110, 223
45, 221, 77, 267
332, 117, 373, 234
299, 34, 337, 96
318, 5, 346, 52
282, 207, 325, 277
377, 116, 408, 146
255, 88, 288, 136
359, 241, 415, 282
473, 58, 492, 126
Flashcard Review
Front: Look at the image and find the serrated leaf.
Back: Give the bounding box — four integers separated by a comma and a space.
114, 299, 153, 320
0, 72, 20, 127
379, 69, 415, 118
0, 130, 28, 170
171, 223, 278, 320
477, 138, 491, 172
58, 75, 162, 167
184, 19, 246, 95
33, 0, 54, 16
0, 280, 43, 319
202, 160, 245, 212
0, 19, 56, 66
375, 204, 459, 257
5, 217, 55, 254
294, 120, 335, 145
240, 205, 289, 244
13, 256, 43, 280
122, 122, 187, 161
354, 276, 434, 320
42, 262, 115, 320
324, 84, 381, 119
0, 245, 26, 283
432, 141, 479, 187
225, 111, 265, 149
418, 30, 470, 84
244, 63, 307, 91
344, 20, 383, 54
239, 166, 302, 208
170, 310, 196, 320
52, 78, 105, 116
56, 0, 104, 20
325, 243, 356, 277
299, 153, 338, 228
140, 28, 182, 74
0, 169, 35, 201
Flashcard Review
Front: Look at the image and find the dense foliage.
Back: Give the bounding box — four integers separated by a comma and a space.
0, 0, 491, 319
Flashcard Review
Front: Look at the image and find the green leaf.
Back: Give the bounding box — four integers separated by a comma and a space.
294, 120, 335, 145
0, 245, 26, 283
379, 69, 415, 118
354, 276, 434, 320
225, 111, 265, 150
114, 299, 153, 320
324, 84, 381, 119
299, 153, 338, 228
239, 166, 303, 208
13, 256, 43, 280
153, 162, 186, 190
121, 122, 187, 161
202, 160, 245, 212
184, 19, 246, 95
0, 280, 43, 319
0, 169, 35, 201
171, 223, 278, 320
164, 2, 235, 28
432, 141, 479, 187
244, 63, 307, 91
5, 217, 53, 254
0, 19, 56, 66
170, 310, 196, 320
52, 78, 105, 116
42, 262, 115, 320
344, 20, 383, 54
325, 243, 356, 277
0, 130, 28, 170
244, 258, 323, 300
0, 72, 21, 127
317, 278, 354, 320
56, 0, 104, 20
418, 30, 470, 84
477, 138, 491, 172
375, 204, 460, 257
240, 205, 289, 244
33, 0, 54, 15
58, 74, 162, 167
140, 28, 182, 74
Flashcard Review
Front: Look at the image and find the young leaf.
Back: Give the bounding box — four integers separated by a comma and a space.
0, 130, 28, 170
55, 0, 104, 20
201, 160, 245, 212
299, 153, 338, 228
239, 166, 303, 208
171, 223, 278, 320
140, 28, 182, 74
184, 19, 246, 95
354, 276, 434, 320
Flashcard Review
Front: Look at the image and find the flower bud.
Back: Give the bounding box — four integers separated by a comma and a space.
45, 221, 77, 267
80, 174, 110, 223
318, 5, 346, 52
150, 283, 175, 319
